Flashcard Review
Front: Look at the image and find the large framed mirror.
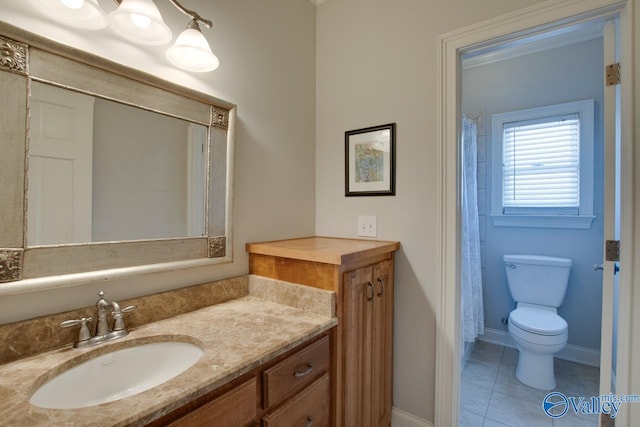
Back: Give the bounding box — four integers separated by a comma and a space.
0, 21, 235, 291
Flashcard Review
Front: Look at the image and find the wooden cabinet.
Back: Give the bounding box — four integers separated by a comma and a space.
166, 378, 257, 427
147, 333, 331, 427
343, 260, 393, 427
247, 237, 399, 427
263, 373, 330, 427
263, 335, 330, 410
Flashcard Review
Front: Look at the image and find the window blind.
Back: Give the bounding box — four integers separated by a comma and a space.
502, 114, 580, 212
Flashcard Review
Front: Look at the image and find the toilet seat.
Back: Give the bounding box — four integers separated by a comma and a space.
509, 307, 567, 336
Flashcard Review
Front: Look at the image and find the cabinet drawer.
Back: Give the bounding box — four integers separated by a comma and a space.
168, 377, 257, 427
263, 335, 329, 409
262, 373, 330, 427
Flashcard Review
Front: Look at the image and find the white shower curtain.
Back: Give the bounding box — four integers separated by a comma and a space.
461, 117, 484, 343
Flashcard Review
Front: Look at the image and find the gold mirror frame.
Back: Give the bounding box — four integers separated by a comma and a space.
0, 22, 235, 293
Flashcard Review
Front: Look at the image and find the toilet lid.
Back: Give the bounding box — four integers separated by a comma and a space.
509, 307, 568, 336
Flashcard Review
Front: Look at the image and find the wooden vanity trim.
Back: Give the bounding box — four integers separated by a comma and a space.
246, 236, 399, 266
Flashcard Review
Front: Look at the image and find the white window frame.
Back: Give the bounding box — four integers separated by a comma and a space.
490, 99, 596, 229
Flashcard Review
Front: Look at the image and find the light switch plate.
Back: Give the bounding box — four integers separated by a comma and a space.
358, 215, 377, 237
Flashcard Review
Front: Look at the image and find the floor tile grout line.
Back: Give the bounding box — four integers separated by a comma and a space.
483, 346, 520, 427
481, 346, 505, 424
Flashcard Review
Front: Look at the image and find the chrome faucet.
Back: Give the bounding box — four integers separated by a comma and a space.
60, 291, 137, 349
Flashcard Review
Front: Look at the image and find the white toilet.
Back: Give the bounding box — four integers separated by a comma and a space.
503, 254, 571, 390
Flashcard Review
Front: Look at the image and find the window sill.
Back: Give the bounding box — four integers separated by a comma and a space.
490, 214, 596, 229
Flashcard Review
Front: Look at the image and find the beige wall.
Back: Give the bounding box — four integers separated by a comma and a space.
0, 0, 316, 322
314, 0, 554, 421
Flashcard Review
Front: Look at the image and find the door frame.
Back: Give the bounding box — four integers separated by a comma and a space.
435, 0, 634, 426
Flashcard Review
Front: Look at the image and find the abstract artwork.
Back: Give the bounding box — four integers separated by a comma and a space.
345, 123, 396, 196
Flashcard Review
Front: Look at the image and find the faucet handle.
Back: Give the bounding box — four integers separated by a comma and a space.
122, 305, 137, 314
60, 317, 93, 344
112, 305, 137, 331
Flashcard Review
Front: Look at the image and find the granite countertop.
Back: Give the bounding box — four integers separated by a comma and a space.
0, 277, 337, 426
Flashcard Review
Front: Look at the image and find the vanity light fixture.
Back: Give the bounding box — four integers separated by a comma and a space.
32, 0, 219, 72
166, 19, 219, 72
33, 0, 109, 30
109, 0, 173, 46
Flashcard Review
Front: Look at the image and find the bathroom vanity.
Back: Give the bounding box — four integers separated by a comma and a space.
152, 334, 331, 426
0, 277, 336, 426
247, 237, 400, 427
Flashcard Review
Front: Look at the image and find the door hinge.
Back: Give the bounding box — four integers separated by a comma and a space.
606, 62, 620, 86
605, 240, 620, 262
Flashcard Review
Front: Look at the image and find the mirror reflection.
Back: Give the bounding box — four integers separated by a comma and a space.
27, 82, 208, 246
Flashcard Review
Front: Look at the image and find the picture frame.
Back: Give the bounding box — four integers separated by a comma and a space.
345, 123, 396, 196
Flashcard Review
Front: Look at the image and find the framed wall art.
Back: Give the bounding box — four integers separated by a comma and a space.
345, 123, 396, 196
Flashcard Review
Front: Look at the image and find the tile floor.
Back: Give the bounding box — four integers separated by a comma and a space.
459, 341, 600, 427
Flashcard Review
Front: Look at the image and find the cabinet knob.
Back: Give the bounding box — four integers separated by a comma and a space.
367, 281, 374, 301
305, 416, 313, 427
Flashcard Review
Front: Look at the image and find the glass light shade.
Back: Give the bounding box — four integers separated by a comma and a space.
166, 28, 220, 72
32, 0, 108, 30
109, 0, 172, 46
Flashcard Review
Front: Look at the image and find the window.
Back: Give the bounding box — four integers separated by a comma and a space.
502, 115, 580, 213
491, 100, 595, 228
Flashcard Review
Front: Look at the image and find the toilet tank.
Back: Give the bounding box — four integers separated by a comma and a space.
503, 254, 572, 308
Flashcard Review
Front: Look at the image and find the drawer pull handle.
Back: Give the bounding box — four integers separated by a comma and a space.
293, 363, 313, 377
367, 281, 374, 301
305, 416, 313, 427
377, 277, 384, 296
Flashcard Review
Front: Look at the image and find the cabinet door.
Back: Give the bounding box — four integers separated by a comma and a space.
371, 260, 393, 427
342, 265, 374, 426
342, 260, 393, 427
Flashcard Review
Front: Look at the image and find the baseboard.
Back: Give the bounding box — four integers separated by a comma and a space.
478, 327, 601, 367
478, 327, 514, 348
391, 407, 434, 427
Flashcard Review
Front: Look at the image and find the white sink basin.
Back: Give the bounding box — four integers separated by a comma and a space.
30, 340, 203, 409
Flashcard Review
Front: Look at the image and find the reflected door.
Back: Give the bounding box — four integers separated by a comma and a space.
28, 83, 94, 245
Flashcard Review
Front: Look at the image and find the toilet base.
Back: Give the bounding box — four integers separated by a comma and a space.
515, 349, 556, 390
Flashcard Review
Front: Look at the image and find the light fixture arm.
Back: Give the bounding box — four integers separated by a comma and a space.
168, 0, 212, 28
